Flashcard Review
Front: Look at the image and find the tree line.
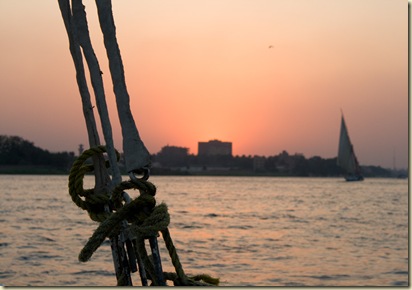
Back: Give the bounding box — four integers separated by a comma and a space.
0, 135, 75, 173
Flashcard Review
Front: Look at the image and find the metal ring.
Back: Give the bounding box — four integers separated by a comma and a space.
129, 167, 150, 182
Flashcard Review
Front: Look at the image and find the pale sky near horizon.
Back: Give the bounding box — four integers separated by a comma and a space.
0, 0, 408, 169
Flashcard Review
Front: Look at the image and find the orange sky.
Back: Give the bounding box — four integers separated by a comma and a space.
0, 0, 408, 169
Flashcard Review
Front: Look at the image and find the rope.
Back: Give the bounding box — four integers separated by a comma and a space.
68, 146, 219, 286
68, 145, 119, 222
78, 193, 156, 262
161, 228, 188, 284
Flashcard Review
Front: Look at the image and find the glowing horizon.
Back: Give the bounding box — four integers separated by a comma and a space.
0, 0, 408, 169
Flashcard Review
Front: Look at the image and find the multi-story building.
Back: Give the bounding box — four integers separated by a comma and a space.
157, 145, 189, 167
198, 139, 232, 156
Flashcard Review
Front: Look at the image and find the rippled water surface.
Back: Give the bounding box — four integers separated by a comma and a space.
0, 175, 408, 286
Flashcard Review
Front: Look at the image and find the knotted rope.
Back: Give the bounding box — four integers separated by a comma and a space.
68, 146, 219, 286
68, 145, 117, 222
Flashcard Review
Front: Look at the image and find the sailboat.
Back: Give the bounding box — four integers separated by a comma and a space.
337, 112, 364, 181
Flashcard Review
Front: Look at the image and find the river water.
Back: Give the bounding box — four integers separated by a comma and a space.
0, 175, 408, 286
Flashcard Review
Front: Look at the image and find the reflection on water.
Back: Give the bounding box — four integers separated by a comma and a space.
0, 175, 408, 286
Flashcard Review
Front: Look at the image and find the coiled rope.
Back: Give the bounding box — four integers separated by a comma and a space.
68, 146, 219, 286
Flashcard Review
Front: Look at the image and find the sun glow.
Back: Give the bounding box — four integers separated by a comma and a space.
0, 0, 407, 168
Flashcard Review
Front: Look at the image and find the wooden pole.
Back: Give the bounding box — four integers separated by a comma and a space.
95, 0, 151, 174
58, 1, 132, 285
57, 0, 109, 190
94, 2, 168, 285
71, 0, 122, 187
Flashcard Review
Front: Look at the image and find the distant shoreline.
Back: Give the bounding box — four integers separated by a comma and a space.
1, 135, 407, 178
0, 165, 69, 175
0, 166, 407, 179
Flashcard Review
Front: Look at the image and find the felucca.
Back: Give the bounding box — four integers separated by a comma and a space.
337, 112, 364, 182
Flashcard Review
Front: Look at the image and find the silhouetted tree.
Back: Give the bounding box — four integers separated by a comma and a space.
0, 135, 75, 171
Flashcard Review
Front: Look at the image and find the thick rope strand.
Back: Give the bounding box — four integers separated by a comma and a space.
161, 228, 188, 285
79, 194, 155, 262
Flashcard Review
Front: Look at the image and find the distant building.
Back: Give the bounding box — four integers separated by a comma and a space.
160, 145, 189, 156
198, 139, 232, 156
157, 145, 189, 167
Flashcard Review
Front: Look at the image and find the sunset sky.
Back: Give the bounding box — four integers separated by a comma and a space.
0, 0, 408, 169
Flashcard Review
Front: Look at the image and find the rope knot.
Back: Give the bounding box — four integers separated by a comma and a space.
69, 146, 219, 286
68, 145, 118, 222
130, 203, 170, 239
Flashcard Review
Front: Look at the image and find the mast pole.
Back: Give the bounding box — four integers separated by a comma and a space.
71, 0, 122, 186
95, 0, 151, 175
57, 0, 109, 190
58, 1, 132, 285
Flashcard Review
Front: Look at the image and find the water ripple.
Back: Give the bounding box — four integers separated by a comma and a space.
0, 175, 407, 286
